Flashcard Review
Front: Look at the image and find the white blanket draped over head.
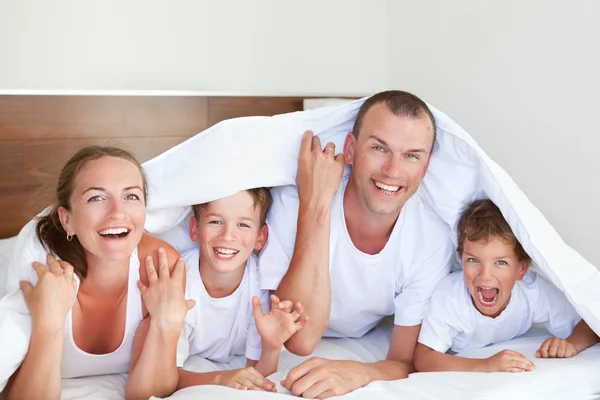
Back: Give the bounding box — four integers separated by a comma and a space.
1, 96, 599, 392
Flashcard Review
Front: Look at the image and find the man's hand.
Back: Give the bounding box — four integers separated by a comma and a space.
296, 130, 344, 211
253, 295, 308, 351
536, 337, 578, 358
282, 357, 369, 399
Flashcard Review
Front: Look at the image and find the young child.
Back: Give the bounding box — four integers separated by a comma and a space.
414, 199, 599, 373
175, 188, 307, 391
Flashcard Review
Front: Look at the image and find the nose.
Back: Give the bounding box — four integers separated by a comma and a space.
108, 199, 126, 219
477, 264, 493, 281
219, 224, 236, 242
382, 153, 402, 179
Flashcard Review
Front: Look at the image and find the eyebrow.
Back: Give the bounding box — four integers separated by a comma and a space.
367, 134, 428, 154
82, 186, 143, 195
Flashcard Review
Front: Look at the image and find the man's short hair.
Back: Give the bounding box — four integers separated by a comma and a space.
352, 90, 437, 152
192, 188, 272, 227
457, 199, 531, 263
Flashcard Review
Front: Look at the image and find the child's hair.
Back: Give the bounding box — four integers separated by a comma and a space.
457, 199, 531, 263
192, 188, 272, 227
36, 146, 147, 279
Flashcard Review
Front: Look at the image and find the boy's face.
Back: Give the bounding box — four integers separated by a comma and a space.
189, 191, 267, 274
462, 237, 528, 318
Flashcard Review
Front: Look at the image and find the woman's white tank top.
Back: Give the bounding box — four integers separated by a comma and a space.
61, 249, 144, 379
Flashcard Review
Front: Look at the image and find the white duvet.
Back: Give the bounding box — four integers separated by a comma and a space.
1, 97, 599, 399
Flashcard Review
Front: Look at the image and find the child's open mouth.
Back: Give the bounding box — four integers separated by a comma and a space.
213, 247, 239, 260
476, 286, 499, 307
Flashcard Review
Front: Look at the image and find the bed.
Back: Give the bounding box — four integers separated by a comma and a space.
1, 94, 599, 400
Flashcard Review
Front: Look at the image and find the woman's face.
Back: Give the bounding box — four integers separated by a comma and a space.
59, 156, 146, 263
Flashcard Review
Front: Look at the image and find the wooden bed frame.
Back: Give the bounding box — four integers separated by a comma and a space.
0, 95, 333, 238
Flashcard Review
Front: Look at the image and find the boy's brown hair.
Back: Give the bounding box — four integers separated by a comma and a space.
192, 188, 272, 227
457, 199, 531, 263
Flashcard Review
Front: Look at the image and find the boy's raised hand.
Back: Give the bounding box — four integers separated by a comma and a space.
252, 294, 308, 351
484, 349, 535, 372
536, 337, 578, 358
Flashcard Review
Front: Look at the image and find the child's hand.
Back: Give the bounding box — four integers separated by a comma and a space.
536, 337, 578, 358
253, 294, 309, 351
484, 349, 535, 372
214, 367, 276, 391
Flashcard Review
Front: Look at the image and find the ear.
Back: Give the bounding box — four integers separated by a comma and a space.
57, 206, 74, 235
516, 260, 529, 280
343, 132, 356, 165
189, 215, 201, 243
254, 224, 269, 251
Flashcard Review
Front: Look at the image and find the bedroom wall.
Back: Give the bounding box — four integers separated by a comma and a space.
385, 0, 600, 267
0, 0, 387, 95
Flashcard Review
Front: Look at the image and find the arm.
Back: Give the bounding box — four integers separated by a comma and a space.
274, 132, 344, 356
5, 327, 64, 400
246, 347, 280, 377
126, 246, 193, 399
567, 320, 599, 353
414, 343, 486, 372
362, 324, 419, 381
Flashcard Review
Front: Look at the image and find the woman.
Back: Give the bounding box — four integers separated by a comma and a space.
3, 146, 193, 399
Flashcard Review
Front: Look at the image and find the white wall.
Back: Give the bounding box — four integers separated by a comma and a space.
386, 0, 599, 267
0, 0, 387, 95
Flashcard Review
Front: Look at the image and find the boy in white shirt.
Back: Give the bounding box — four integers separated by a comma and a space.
176, 188, 307, 392
415, 199, 599, 373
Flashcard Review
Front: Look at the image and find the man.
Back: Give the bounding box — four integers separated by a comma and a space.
259, 90, 454, 398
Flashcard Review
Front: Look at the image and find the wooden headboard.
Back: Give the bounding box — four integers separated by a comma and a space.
0, 95, 315, 238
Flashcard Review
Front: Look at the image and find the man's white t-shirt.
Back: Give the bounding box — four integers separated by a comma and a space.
176, 249, 270, 366
259, 176, 455, 338
418, 270, 582, 353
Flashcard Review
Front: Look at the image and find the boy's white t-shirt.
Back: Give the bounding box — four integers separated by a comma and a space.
176, 249, 270, 366
418, 270, 582, 353
259, 177, 455, 338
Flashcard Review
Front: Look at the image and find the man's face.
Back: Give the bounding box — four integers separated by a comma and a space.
344, 103, 434, 217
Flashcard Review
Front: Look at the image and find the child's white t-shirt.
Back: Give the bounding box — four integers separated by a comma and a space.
176, 249, 270, 366
259, 176, 455, 338
418, 270, 582, 353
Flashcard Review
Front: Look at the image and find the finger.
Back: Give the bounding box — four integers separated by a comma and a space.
31, 262, 48, 277
252, 296, 264, 321
157, 248, 169, 278
512, 360, 535, 371
145, 256, 158, 283
60, 262, 75, 276
284, 358, 323, 390
47, 254, 63, 274
300, 131, 314, 154
137, 280, 148, 296
323, 142, 335, 155
171, 256, 186, 281
303, 378, 334, 399
230, 382, 247, 390
294, 315, 310, 331
289, 369, 325, 397
538, 339, 551, 358
512, 353, 535, 370
317, 391, 341, 399
265, 379, 277, 392
270, 294, 280, 308
507, 367, 529, 373
290, 301, 304, 321
278, 300, 293, 312
312, 135, 322, 153
241, 378, 260, 391
186, 299, 196, 310
535, 350, 541, 358
557, 342, 567, 358
548, 340, 560, 358
19, 281, 33, 296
